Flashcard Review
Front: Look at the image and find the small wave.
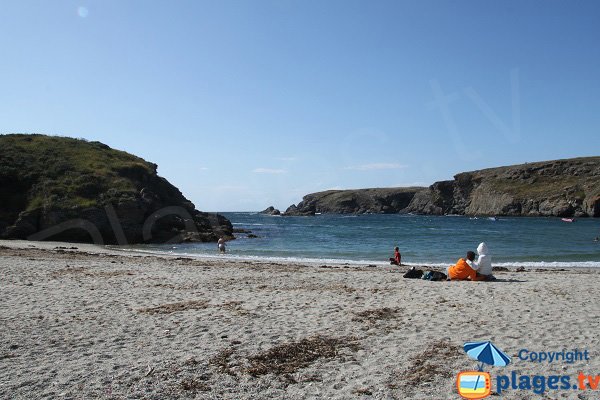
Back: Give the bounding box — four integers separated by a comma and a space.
404, 261, 600, 269
232, 223, 270, 226
107, 247, 600, 269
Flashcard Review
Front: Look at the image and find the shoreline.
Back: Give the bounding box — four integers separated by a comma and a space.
2, 240, 600, 399
3, 239, 599, 271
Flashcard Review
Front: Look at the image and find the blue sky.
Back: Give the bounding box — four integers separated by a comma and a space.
1, 1, 599, 211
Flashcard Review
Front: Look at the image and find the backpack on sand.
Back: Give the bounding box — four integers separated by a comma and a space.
403, 267, 423, 279
422, 270, 447, 281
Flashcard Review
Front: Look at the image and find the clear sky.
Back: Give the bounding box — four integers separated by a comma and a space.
1, 1, 599, 211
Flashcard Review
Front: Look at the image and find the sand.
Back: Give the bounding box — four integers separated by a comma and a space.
1, 240, 599, 399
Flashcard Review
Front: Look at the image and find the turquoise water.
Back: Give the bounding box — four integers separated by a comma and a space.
121, 213, 600, 268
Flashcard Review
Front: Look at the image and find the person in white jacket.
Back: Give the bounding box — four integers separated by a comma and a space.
466, 242, 495, 280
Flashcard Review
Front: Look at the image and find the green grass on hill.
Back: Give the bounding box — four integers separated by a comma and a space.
0, 134, 156, 213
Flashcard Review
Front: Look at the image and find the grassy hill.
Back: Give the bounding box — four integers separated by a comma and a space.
283, 187, 425, 215
0, 134, 232, 243
280, 157, 600, 217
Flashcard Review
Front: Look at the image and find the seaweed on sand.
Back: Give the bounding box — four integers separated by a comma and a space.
244, 335, 359, 376
352, 307, 401, 324
137, 300, 209, 314
209, 348, 236, 376
388, 339, 462, 390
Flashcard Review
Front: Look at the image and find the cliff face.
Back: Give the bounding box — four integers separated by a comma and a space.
283, 188, 425, 216
0, 134, 233, 244
280, 157, 600, 218
405, 157, 600, 217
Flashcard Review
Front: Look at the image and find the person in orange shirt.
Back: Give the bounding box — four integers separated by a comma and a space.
447, 251, 478, 281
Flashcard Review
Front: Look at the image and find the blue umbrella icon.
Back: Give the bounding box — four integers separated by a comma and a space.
464, 341, 511, 370
463, 341, 511, 395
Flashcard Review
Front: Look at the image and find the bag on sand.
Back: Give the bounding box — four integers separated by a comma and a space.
403, 267, 423, 279
422, 271, 447, 281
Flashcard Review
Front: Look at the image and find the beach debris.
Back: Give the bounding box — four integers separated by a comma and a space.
183, 357, 199, 366
51, 267, 134, 279
352, 307, 401, 324
221, 300, 251, 316
137, 300, 209, 315
179, 378, 210, 392
516, 266, 526, 272
388, 339, 462, 391
144, 365, 155, 377
209, 348, 236, 375
353, 386, 373, 395
244, 335, 359, 376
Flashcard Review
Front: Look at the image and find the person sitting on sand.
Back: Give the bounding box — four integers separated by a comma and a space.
217, 237, 226, 253
447, 251, 478, 281
389, 246, 401, 266
467, 242, 495, 281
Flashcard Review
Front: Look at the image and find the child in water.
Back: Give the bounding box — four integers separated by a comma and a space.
389, 246, 401, 266
218, 237, 226, 253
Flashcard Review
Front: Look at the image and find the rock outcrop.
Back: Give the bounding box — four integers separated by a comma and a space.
283, 188, 425, 215
0, 134, 233, 244
259, 206, 281, 215
404, 157, 600, 217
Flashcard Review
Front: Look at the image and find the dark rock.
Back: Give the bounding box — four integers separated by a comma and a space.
283, 204, 313, 216
259, 206, 281, 215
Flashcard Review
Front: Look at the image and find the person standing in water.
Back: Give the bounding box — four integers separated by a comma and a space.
218, 237, 226, 253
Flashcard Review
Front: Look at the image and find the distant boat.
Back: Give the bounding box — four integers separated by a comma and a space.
488, 217, 498, 221
561, 218, 575, 223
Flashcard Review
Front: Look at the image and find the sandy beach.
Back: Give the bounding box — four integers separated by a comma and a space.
1, 240, 600, 399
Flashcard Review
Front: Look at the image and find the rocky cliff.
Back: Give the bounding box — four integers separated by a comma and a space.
0, 134, 233, 244
283, 188, 425, 216
280, 157, 600, 218
405, 157, 600, 217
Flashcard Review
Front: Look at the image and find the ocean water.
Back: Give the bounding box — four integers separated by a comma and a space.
118, 213, 600, 268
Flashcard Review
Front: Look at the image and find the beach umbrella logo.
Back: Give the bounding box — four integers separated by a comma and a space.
464, 341, 511, 370
456, 341, 511, 399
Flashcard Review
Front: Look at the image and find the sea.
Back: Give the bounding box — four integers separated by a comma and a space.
117, 213, 600, 268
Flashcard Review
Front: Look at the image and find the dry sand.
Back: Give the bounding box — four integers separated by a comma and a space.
1, 240, 599, 399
